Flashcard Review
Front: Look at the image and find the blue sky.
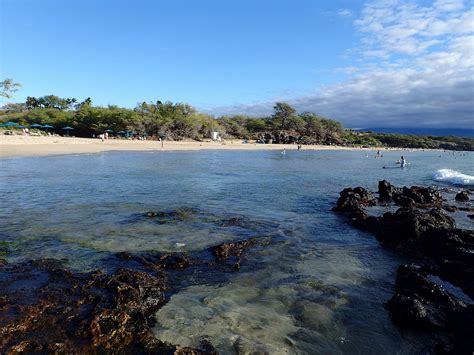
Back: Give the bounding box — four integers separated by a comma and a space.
1, 0, 473, 128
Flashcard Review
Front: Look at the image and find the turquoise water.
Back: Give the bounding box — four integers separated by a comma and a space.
0, 149, 472, 353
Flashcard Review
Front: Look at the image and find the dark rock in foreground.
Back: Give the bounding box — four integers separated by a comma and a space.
378, 179, 443, 207
455, 191, 470, 202
334, 180, 474, 354
333, 187, 375, 218
0, 230, 267, 353
0, 259, 216, 354
387, 264, 474, 353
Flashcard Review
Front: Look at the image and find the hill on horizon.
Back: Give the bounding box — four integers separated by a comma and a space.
355, 127, 474, 139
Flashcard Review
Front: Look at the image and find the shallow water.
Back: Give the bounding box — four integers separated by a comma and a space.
0, 149, 472, 353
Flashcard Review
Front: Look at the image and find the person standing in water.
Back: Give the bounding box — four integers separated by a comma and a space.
400, 156, 407, 167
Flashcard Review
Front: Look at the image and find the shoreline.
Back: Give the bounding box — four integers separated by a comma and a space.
0, 135, 426, 158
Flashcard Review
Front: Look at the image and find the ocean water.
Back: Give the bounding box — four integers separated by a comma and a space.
0, 149, 472, 354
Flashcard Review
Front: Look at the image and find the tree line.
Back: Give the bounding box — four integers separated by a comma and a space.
0, 95, 346, 144
0, 80, 472, 151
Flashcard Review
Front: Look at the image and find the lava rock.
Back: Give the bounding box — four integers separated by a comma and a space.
213, 239, 254, 260
378, 180, 401, 200
387, 264, 466, 330
333, 187, 375, 218
455, 191, 470, 202
0, 260, 216, 354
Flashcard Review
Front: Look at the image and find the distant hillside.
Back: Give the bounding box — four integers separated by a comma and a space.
356, 127, 474, 138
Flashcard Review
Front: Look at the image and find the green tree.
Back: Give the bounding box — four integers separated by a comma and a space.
271, 102, 297, 135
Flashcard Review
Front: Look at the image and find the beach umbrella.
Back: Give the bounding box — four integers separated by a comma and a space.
42, 124, 54, 129
105, 129, 114, 133
62, 126, 74, 136
117, 130, 126, 134
18, 125, 26, 128
0, 121, 20, 127
30, 123, 44, 128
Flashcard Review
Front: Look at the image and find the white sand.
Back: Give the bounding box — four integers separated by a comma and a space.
0, 134, 388, 158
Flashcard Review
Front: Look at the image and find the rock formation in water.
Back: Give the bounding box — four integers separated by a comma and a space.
0, 231, 265, 353
334, 181, 474, 353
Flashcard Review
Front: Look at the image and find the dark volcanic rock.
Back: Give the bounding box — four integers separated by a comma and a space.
442, 204, 458, 212
357, 208, 455, 249
387, 264, 473, 352
378, 180, 443, 207
333, 187, 375, 218
213, 239, 254, 260
378, 180, 401, 200
0, 260, 216, 354
334, 181, 474, 353
144, 208, 197, 224
117, 252, 192, 271
387, 264, 466, 329
455, 191, 470, 202
212, 239, 256, 271
394, 186, 443, 207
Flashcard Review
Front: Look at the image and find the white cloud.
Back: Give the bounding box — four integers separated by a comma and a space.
206, 0, 474, 129
337, 8, 353, 17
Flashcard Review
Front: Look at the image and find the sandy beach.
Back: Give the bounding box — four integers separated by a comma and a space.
0, 135, 381, 158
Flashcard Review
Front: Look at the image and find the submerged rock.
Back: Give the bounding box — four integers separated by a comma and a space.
212, 239, 256, 271
0, 258, 219, 354
144, 208, 197, 224
117, 251, 192, 271
213, 239, 254, 260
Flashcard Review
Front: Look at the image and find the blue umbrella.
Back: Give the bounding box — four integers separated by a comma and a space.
105, 129, 114, 133
0, 121, 20, 127
62, 126, 74, 136
42, 124, 54, 129
30, 123, 44, 128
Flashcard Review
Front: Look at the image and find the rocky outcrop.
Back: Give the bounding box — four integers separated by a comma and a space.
378, 180, 442, 207
387, 264, 474, 353
333, 187, 376, 218
357, 208, 455, 248
455, 191, 470, 202
334, 181, 474, 353
0, 259, 216, 354
387, 264, 466, 329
